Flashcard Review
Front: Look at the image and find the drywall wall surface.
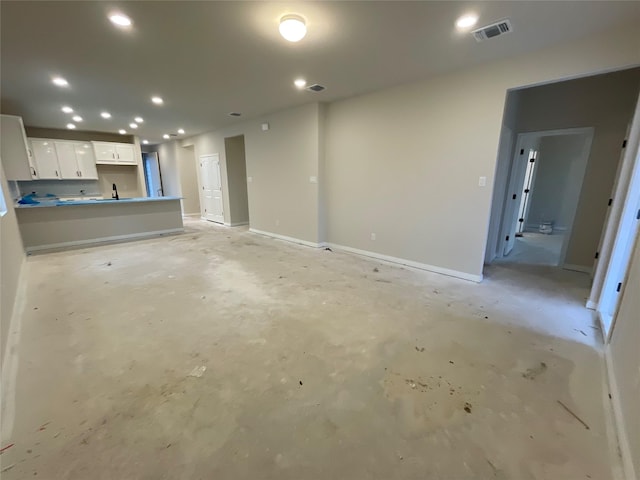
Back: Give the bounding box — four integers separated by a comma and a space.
0, 162, 26, 359
527, 134, 588, 230
97, 165, 142, 199
609, 233, 640, 479
325, 23, 639, 278
157, 142, 182, 198
24, 127, 134, 144
318, 103, 328, 244
223, 136, 249, 225
516, 67, 640, 267
187, 103, 322, 243
177, 146, 200, 215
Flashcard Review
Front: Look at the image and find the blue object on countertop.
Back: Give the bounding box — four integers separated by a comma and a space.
18, 194, 40, 204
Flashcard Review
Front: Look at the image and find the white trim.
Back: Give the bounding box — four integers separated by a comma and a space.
585, 299, 597, 310
24, 228, 184, 253
604, 345, 637, 480
182, 213, 201, 218
325, 242, 483, 283
249, 228, 323, 248
224, 221, 249, 227
562, 264, 593, 274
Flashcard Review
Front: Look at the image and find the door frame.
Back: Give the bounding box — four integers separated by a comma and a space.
497, 127, 594, 266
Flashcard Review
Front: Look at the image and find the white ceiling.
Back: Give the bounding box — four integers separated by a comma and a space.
2, 1, 639, 144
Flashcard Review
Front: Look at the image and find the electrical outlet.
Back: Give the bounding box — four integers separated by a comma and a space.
478, 176, 487, 187
247, 176, 253, 183
309, 176, 318, 183
371, 233, 376, 241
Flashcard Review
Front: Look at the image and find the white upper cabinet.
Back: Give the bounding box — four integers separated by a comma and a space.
1, 114, 38, 180
75, 143, 98, 179
93, 142, 136, 165
30, 139, 60, 179
54, 141, 80, 179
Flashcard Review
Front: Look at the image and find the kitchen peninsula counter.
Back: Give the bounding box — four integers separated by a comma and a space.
15, 197, 183, 252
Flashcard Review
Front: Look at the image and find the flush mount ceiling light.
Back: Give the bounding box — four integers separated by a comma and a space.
119, 129, 127, 134
61, 106, 73, 113
151, 96, 164, 105
134, 116, 144, 123
72, 115, 83, 122
52, 76, 69, 87
101, 111, 112, 119
129, 123, 138, 129
66, 123, 76, 130
294, 78, 307, 89
109, 13, 132, 27
456, 13, 478, 30
163, 134, 170, 139
279, 14, 307, 42
177, 128, 185, 134
142, 140, 149, 145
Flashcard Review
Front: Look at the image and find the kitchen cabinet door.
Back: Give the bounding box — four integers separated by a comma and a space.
31, 139, 61, 179
93, 142, 118, 163
115, 144, 136, 164
75, 143, 98, 179
1, 115, 38, 180
55, 141, 80, 179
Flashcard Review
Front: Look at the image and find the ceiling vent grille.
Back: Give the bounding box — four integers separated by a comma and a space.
306, 84, 326, 92
471, 19, 513, 42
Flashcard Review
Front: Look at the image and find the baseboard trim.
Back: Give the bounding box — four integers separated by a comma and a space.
224, 221, 249, 227
586, 299, 597, 310
25, 228, 184, 253
604, 345, 637, 480
324, 242, 483, 283
249, 228, 322, 248
562, 263, 593, 274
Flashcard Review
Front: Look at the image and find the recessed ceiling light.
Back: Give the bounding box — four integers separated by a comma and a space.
177, 128, 185, 134
61, 106, 73, 113
119, 129, 127, 134
142, 140, 149, 145
134, 117, 144, 123
52, 76, 69, 87
279, 14, 307, 42
72, 115, 83, 122
66, 123, 76, 130
294, 78, 307, 89
152, 96, 164, 105
109, 13, 132, 27
129, 123, 138, 129
163, 134, 170, 139
101, 111, 112, 119
456, 14, 479, 30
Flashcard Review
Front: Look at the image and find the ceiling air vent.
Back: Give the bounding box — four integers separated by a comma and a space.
306, 84, 326, 92
471, 19, 513, 42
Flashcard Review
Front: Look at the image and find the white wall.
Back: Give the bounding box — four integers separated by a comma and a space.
527, 134, 589, 230
223, 135, 249, 225
325, 23, 639, 278
609, 232, 640, 479
0, 162, 26, 361
185, 103, 323, 243
155, 142, 200, 215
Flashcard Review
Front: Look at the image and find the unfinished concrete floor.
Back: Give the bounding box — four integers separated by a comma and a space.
1, 219, 618, 479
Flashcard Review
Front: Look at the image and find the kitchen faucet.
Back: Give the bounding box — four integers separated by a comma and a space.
112, 183, 119, 200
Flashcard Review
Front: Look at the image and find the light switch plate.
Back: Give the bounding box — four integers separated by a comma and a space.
478, 176, 487, 187
247, 176, 253, 183
309, 176, 318, 183
261, 123, 269, 131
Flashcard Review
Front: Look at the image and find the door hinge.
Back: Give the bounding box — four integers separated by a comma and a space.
529, 158, 535, 163
608, 198, 613, 206
594, 251, 599, 259
505, 235, 510, 242
524, 189, 530, 194
616, 282, 622, 293
637, 208, 640, 220
518, 218, 524, 223
512, 194, 517, 200
520, 149, 524, 155
622, 139, 627, 149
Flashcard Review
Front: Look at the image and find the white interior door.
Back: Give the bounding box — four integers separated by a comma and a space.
200, 154, 224, 223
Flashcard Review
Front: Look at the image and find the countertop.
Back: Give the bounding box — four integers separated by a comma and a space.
15, 196, 182, 208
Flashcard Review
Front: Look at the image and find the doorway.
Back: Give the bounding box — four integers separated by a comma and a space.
142, 152, 164, 198
223, 135, 250, 226
199, 153, 224, 224
497, 128, 593, 268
